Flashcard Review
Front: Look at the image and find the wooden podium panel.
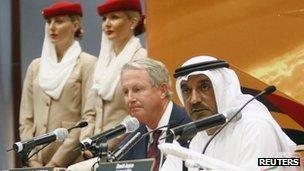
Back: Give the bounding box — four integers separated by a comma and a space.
98, 158, 154, 171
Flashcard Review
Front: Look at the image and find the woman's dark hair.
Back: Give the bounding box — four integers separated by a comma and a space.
69, 14, 84, 39
125, 11, 145, 36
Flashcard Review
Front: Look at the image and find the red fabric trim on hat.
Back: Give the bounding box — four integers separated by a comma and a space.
97, 0, 142, 16
42, 1, 82, 18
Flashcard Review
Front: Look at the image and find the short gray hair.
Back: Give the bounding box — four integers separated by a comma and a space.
121, 58, 172, 100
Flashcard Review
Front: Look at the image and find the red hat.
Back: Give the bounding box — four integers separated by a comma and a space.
97, 0, 142, 16
42, 1, 82, 18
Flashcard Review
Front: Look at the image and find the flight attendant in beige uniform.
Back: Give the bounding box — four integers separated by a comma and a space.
19, 1, 97, 168
80, 0, 147, 159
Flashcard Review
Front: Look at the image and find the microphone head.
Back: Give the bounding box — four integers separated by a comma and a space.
13, 142, 23, 152
264, 85, 276, 95
53, 128, 69, 141
122, 117, 140, 133
80, 138, 93, 148
77, 121, 88, 128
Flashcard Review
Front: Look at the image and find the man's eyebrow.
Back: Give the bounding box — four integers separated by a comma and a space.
198, 78, 211, 84
180, 82, 188, 88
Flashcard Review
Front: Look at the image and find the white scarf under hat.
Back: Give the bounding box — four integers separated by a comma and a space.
38, 24, 81, 100
176, 56, 295, 150
92, 33, 141, 101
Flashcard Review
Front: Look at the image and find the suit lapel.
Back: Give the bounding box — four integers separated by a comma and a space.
166, 104, 187, 142
131, 124, 149, 158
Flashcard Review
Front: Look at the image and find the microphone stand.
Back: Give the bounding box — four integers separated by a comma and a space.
27, 142, 50, 163
95, 136, 109, 163
20, 149, 30, 167
82, 136, 111, 171
82, 135, 109, 162
19, 140, 36, 167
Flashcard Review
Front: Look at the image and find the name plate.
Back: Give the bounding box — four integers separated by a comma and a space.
98, 158, 154, 171
9, 167, 65, 171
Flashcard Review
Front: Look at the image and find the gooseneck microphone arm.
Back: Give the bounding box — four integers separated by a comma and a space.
201, 86, 276, 154
78, 117, 139, 153
68, 121, 88, 132
168, 114, 226, 145
109, 122, 176, 161
109, 132, 142, 161
27, 121, 88, 163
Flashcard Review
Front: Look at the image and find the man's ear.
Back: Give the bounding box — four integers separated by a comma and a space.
160, 83, 170, 99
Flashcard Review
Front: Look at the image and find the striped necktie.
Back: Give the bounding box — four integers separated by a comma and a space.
147, 130, 162, 171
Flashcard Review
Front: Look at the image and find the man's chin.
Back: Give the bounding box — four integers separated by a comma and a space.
130, 112, 138, 118
130, 111, 143, 119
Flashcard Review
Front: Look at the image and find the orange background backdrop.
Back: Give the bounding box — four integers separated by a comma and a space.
145, 0, 304, 143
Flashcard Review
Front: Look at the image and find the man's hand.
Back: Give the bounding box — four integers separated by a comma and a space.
82, 150, 94, 159
28, 160, 43, 168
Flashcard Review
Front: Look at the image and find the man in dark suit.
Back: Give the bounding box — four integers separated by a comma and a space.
119, 104, 190, 160
67, 58, 191, 171
118, 58, 192, 171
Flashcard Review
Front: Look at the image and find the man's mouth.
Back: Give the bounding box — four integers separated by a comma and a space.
190, 108, 213, 120
191, 108, 207, 114
130, 106, 141, 112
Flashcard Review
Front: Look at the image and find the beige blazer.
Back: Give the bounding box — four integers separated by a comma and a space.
80, 47, 147, 150
19, 52, 97, 167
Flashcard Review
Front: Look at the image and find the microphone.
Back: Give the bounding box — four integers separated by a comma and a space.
79, 117, 139, 151
25, 122, 88, 161
169, 114, 227, 143
11, 128, 68, 153
110, 121, 179, 161
261, 85, 276, 95
68, 121, 88, 132
110, 132, 142, 161
201, 85, 276, 154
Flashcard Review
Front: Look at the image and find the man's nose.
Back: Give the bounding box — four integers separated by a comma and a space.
126, 92, 136, 104
190, 89, 202, 104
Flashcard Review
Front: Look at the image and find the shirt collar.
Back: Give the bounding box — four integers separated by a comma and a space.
146, 101, 173, 132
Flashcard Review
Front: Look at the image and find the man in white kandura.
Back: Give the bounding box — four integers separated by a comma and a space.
161, 55, 295, 171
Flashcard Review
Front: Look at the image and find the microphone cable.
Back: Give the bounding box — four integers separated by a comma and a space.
135, 121, 178, 146
201, 86, 276, 154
